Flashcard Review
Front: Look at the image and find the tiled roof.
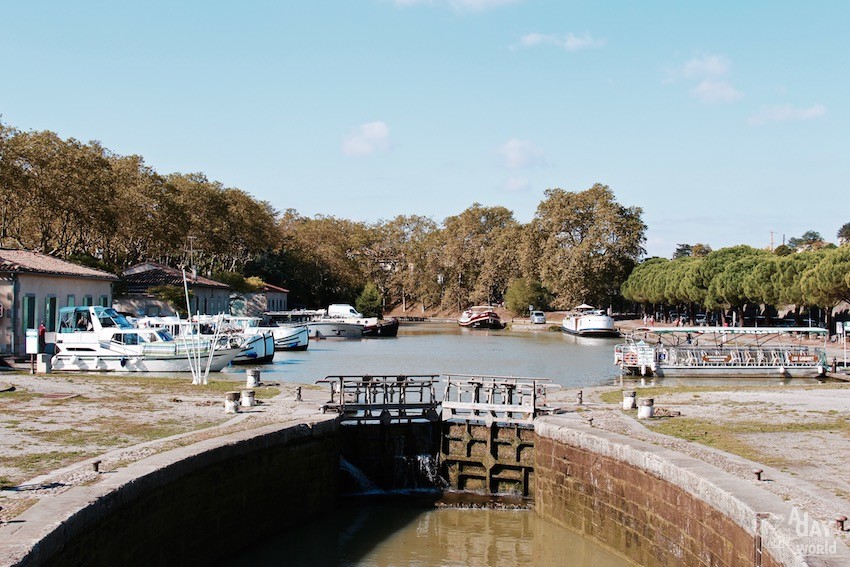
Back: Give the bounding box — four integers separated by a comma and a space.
260, 283, 289, 293
122, 263, 230, 293
0, 249, 119, 280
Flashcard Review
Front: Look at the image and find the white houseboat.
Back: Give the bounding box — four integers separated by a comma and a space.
562, 305, 618, 337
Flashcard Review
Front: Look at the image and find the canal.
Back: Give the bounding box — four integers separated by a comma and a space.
221, 322, 632, 566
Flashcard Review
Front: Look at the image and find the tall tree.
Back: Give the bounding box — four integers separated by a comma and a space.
530, 184, 645, 309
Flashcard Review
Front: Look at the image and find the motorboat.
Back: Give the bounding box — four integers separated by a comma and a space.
52, 306, 241, 372
614, 326, 829, 378
457, 306, 503, 329
561, 305, 618, 337
326, 304, 399, 338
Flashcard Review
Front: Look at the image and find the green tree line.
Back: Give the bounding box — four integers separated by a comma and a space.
0, 121, 646, 311
621, 244, 850, 333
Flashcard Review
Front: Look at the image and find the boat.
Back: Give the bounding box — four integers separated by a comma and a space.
561, 304, 618, 337
362, 318, 399, 337
457, 306, 503, 329
264, 309, 363, 340
52, 306, 241, 372
614, 326, 829, 378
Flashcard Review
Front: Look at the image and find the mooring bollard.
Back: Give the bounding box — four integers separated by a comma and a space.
622, 391, 637, 410
295, 386, 302, 402
576, 390, 583, 405
92, 460, 102, 473
225, 391, 241, 414
637, 398, 654, 419
246, 368, 260, 388
240, 389, 256, 408
836, 515, 847, 531
753, 468, 763, 481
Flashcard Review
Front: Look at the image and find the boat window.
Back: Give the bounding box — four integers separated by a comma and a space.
114, 333, 139, 346
156, 330, 174, 341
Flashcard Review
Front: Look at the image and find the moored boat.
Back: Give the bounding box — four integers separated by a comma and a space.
562, 305, 618, 337
458, 306, 503, 329
614, 326, 829, 378
52, 306, 241, 372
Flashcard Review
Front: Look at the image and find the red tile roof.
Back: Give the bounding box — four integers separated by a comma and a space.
122, 262, 230, 292
260, 283, 289, 293
0, 249, 119, 280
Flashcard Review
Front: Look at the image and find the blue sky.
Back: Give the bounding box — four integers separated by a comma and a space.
2, 1, 847, 258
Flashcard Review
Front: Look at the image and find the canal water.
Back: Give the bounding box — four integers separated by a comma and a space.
219, 321, 621, 389
221, 322, 632, 566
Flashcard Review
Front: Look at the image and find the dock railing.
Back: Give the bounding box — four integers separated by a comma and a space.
316, 374, 440, 424
440, 374, 560, 425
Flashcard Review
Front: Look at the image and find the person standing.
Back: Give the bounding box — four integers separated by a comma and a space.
38, 321, 46, 353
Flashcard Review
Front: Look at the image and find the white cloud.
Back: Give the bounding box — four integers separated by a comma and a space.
342, 121, 391, 157
519, 32, 605, 52
679, 55, 729, 79
666, 53, 742, 104
504, 176, 530, 192
692, 80, 743, 104
748, 103, 826, 125
498, 139, 545, 169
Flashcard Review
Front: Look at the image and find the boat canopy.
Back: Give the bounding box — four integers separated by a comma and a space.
58, 306, 133, 333
633, 326, 827, 335
574, 304, 596, 310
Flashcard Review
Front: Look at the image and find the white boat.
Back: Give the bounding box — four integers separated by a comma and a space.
52, 306, 241, 372
457, 306, 503, 329
265, 309, 363, 340
561, 305, 618, 337
614, 326, 829, 378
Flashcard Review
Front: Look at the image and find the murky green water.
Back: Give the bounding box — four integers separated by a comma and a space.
227, 502, 632, 567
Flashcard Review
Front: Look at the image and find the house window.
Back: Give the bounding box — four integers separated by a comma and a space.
84, 296, 93, 306
45, 297, 58, 332
23, 295, 36, 332
203, 298, 208, 314
67, 295, 76, 307
99, 295, 109, 307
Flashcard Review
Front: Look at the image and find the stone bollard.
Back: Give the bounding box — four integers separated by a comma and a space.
622, 391, 637, 410
753, 468, 763, 481
92, 460, 102, 473
36, 353, 52, 374
246, 368, 260, 388
295, 386, 302, 402
240, 389, 256, 408
637, 398, 654, 419
225, 391, 241, 414
576, 390, 583, 405
836, 516, 847, 531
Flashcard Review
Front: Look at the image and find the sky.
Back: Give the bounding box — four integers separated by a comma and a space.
1, 1, 847, 258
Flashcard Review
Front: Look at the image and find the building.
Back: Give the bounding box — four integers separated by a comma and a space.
0, 249, 118, 355
230, 283, 289, 317
116, 262, 231, 317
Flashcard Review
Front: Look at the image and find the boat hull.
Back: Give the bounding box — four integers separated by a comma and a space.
232, 332, 276, 364
271, 325, 310, 350
562, 314, 618, 337
307, 321, 363, 339
362, 318, 400, 337
51, 347, 242, 373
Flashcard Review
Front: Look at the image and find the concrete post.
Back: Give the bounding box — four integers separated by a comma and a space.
225, 391, 240, 414
246, 368, 260, 388
622, 391, 637, 410
637, 398, 654, 419
576, 390, 583, 406
36, 353, 52, 374
240, 389, 256, 407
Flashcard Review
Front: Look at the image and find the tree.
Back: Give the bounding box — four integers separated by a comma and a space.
837, 223, 850, 245
788, 230, 826, 252
529, 184, 645, 309
691, 243, 712, 258
672, 244, 692, 259
773, 244, 792, 256
504, 278, 550, 316
355, 282, 383, 318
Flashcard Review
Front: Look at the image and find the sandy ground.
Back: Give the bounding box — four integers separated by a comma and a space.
1, 319, 849, 543
0, 372, 330, 520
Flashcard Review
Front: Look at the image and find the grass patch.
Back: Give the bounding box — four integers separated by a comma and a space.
644, 416, 850, 466
598, 383, 850, 405
3, 450, 91, 480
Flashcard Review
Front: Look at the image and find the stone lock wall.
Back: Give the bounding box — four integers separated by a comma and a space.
7, 418, 339, 567
533, 419, 803, 567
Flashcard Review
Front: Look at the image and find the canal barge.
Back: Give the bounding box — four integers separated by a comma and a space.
614, 326, 829, 378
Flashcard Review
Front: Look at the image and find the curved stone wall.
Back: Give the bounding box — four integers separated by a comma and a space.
534, 418, 850, 567
1, 417, 338, 566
